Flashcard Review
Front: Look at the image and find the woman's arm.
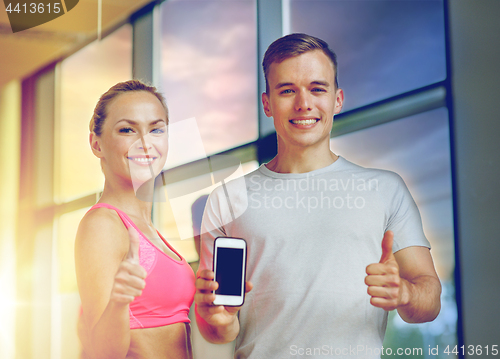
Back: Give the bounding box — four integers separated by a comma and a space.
75, 209, 146, 359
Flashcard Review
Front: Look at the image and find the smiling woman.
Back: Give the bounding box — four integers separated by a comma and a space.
75, 80, 196, 359
89, 83, 169, 201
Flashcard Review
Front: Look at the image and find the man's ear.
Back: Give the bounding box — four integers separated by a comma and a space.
334, 88, 344, 115
262, 92, 272, 118
90, 132, 104, 158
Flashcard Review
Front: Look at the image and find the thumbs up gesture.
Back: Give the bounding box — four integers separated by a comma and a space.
110, 227, 147, 304
365, 231, 402, 311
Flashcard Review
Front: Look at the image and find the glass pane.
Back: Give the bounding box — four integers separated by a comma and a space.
155, 160, 259, 263
290, 0, 446, 111
160, 0, 258, 166
56, 208, 89, 359
331, 108, 456, 357
57, 208, 89, 293
0, 80, 20, 359
57, 25, 132, 202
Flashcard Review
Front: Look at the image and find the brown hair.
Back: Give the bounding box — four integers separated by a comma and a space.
90, 80, 168, 136
262, 33, 339, 93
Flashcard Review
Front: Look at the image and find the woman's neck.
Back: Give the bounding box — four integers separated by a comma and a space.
99, 179, 155, 224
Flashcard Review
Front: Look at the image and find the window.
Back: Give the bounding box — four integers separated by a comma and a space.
156, 160, 259, 263
0, 80, 21, 359
57, 25, 132, 202
52, 24, 133, 358
160, 0, 258, 166
290, 0, 446, 111
56, 207, 89, 359
13, 1, 459, 358
289, 0, 454, 354
332, 108, 456, 355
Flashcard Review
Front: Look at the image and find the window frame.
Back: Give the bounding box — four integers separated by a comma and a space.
17, 0, 460, 357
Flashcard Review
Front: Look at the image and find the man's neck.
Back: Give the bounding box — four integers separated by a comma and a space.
265, 142, 339, 174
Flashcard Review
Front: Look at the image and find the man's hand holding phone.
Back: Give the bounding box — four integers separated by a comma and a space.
195, 269, 252, 343
195, 237, 253, 343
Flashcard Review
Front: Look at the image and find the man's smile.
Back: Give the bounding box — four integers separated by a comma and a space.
289, 118, 320, 126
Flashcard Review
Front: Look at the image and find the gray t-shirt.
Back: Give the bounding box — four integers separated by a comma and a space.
199, 157, 430, 359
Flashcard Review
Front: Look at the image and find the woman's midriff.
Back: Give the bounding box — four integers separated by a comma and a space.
127, 322, 192, 359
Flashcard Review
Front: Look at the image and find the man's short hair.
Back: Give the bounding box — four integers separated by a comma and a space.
262, 33, 339, 93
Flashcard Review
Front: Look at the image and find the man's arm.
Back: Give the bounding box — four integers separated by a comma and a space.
194, 269, 252, 343
365, 231, 441, 323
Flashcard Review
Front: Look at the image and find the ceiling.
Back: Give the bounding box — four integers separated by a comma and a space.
0, 0, 154, 87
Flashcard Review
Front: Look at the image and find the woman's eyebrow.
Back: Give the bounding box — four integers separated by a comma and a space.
115, 119, 166, 126
149, 119, 167, 126
115, 119, 137, 125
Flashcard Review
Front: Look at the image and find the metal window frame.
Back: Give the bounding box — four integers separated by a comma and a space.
20, 1, 458, 357
49, 0, 451, 214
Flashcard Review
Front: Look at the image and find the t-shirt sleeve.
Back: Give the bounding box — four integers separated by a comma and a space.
198, 173, 250, 275
385, 173, 430, 252
198, 187, 228, 275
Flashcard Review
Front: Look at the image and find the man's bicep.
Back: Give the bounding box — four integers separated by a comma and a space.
386, 174, 430, 251
394, 246, 439, 282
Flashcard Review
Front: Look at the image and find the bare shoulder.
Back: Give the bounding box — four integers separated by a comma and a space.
75, 207, 131, 330
75, 207, 129, 266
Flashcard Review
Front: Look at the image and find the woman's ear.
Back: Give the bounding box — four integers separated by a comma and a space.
90, 132, 104, 158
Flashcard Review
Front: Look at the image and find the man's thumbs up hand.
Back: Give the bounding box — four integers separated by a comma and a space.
365, 231, 402, 311
379, 230, 396, 264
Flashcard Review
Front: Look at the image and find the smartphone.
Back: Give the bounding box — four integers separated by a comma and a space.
212, 237, 247, 306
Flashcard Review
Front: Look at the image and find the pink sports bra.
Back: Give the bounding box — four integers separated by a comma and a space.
89, 203, 195, 329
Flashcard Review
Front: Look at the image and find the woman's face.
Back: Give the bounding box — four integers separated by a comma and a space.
94, 91, 168, 188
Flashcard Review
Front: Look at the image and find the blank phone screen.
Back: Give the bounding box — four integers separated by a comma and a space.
215, 247, 244, 296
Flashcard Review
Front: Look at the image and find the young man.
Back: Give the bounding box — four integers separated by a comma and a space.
195, 33, 441, 358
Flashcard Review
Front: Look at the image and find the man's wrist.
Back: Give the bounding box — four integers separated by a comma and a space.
218, 315, 239, 342
398, 278, 413, 308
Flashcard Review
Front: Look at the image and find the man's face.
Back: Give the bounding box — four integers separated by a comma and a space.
262, 50, 343, 151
